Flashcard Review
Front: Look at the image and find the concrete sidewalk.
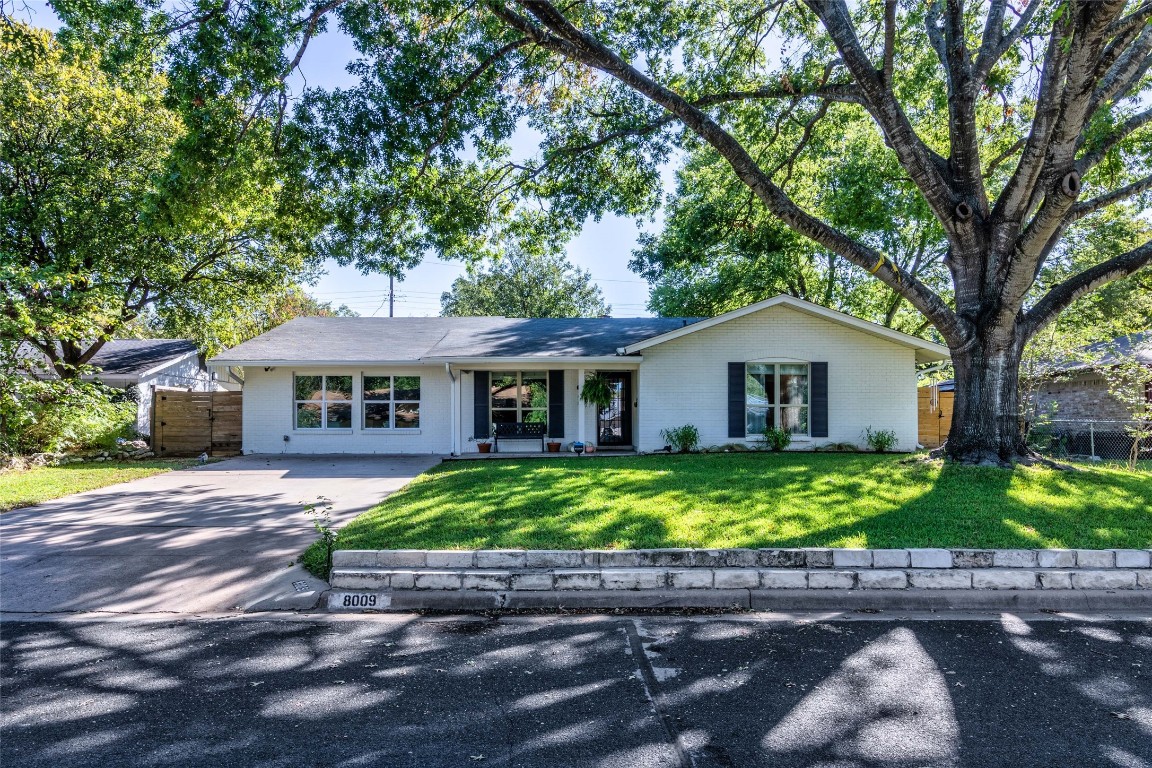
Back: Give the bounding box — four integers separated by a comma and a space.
0, 455, 440, 614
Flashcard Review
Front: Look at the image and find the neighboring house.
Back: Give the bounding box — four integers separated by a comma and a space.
208, 295, 949, 455
1032, 331, 1152, 422
17, 339, 227, 436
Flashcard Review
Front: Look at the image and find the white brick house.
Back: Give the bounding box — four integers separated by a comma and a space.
209, 295, 949, 455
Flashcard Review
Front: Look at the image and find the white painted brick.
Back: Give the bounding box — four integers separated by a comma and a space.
241, 365, 452, 454
1114, 550, 1151, 568
808, 571, 857, 589
1075, 550, 1115, 568
553, 571, 602, 590
668, 569, 714, 589
330, 570, 391, 589
872, 549, 911, 568
597, 550, 642, 567
413, 571, 463, 590
1138, 571, 1152, 590
857, 570, 908, 589
832, 549, 873, 568
634, 304, 919, 451
388, 570, 417, 589
1071, 570, 1137, 590
1036, 550, 1076, 568
462, 572, 511, 590
601, 569, 666, 590
909, 549, 952, 568
993, 550, 1037, 568
426, 550, 475, 568
759, 570, 808, 589
1039, 571, 1073, 589
510, 573, 553, 591
713, 569, 760, 589
972, 571, 1038, 590
476, 550, 527, 568
909, 570, 972, 589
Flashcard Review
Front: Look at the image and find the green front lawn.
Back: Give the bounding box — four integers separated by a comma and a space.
0, 459, 200, 512
305, 454, 1152, 571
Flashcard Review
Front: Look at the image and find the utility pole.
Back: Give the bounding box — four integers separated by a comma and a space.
389, 274, 394, 317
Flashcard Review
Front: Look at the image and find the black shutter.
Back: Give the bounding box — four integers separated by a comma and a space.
810, 362, 829, 438
728, 362, 746, 438
548, 370, 565, 439
473, 371, 489, 440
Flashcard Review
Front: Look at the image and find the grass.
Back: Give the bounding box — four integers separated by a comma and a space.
302, 453, 1152, 572
0, 459, 200, 512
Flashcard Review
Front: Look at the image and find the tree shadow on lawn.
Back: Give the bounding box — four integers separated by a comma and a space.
333, 455, 1152, 552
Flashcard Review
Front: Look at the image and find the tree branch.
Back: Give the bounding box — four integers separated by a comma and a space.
1077, 107, 1152, 172
1068, 174, 1152, 222
1024, 240, 1152, 335
492, 0, 965, 343
974, 0, 1042, 82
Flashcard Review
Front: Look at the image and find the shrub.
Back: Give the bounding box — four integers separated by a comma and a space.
863, 426, 899, 453
660, 424, 700, 453
762, 426, 792, 452
0, 374, 136, 456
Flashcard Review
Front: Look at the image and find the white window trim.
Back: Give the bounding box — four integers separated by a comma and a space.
745, 360, 812, 440
362, 374, 422, 430
293, 373, 354, 431
491, 371, 548, 424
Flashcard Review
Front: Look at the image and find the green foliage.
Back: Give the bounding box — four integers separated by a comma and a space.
580, 375, 614, 410
660, 424, 701, 453
0, 373, 136, 456
863, 427, 899, 454
761, 427, 792, 452
0, 22, 322, 370
440, 249, 609, 318
302, 496, 339, 579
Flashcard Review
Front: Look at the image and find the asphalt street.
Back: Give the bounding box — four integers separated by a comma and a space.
2, 613, 1150, 768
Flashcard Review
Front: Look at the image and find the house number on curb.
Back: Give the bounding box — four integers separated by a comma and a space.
327, 592, 391, 610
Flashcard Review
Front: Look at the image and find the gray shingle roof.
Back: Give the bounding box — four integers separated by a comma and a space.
209, 316, 702, 363
17, 339, 198, 376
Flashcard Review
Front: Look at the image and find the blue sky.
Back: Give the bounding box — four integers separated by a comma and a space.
22, 3, 665, 316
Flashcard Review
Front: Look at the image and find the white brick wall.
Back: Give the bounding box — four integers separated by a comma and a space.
636, 304, 919, 452
242, 365, 452, 454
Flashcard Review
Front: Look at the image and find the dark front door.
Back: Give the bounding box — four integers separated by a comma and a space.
596, 372, 633, 447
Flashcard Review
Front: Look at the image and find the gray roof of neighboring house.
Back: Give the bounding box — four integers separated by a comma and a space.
209, 316, 702, 363
17, 339, 199, 377
1079, 330, 1151, 367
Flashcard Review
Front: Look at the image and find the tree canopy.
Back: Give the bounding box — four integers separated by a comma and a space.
0, 22, 321, 375
441, 250, 610, 317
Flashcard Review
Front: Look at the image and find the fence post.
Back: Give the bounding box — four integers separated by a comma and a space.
1089, 421, 1096, 459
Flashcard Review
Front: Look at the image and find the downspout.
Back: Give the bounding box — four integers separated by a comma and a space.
446, 363, 458, 456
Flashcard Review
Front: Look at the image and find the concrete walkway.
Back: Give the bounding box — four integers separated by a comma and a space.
0, 455, 441, 614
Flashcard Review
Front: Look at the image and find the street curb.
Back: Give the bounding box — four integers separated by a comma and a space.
325, 588, 1152, 613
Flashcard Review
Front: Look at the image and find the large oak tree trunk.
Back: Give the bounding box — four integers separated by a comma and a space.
946, 331, 1031, 466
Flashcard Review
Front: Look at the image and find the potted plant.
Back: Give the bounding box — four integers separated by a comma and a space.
472, 428, 494, 453
546, 439, 562, 452
580, 374, 613, 411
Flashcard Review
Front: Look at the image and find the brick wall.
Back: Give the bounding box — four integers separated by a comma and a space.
1032, 371, 1136, 422
636, 304, 919, 452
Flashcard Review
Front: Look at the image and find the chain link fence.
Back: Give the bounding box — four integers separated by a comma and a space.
1029, 419, 1152, 465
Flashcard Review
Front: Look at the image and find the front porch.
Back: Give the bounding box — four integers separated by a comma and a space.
445, 449, 640, 461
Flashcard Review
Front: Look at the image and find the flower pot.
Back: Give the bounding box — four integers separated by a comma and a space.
546, 442, 562, 453
477, 443, 492, 454
584, 443, 596, 454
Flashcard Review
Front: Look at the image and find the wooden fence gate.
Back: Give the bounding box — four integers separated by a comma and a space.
917, 386, 954, 449
151, 390, 243, 457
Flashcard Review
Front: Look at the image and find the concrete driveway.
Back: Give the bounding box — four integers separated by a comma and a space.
0, 455, 441, 614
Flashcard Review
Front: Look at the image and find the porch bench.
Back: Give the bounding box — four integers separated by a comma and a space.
493, 422, 548, 452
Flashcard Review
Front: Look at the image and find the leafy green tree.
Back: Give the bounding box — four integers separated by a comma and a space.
0, 23, 320, 376
441, 250, 609, 317
50, 1, 1152, 465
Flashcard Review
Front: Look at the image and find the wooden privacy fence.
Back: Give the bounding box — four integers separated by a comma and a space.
917, 386, 954, 449
151, 390, 242, 457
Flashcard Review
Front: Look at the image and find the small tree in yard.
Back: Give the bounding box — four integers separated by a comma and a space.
58, 0, 1152, 465
1102, 359, 1152, 471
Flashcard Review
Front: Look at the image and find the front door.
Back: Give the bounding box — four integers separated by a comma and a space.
596, 372, 633, 447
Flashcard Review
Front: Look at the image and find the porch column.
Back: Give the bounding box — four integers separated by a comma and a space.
577, 368, 585, 444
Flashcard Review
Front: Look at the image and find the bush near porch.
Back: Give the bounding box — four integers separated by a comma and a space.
302, 454, 1152, 573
